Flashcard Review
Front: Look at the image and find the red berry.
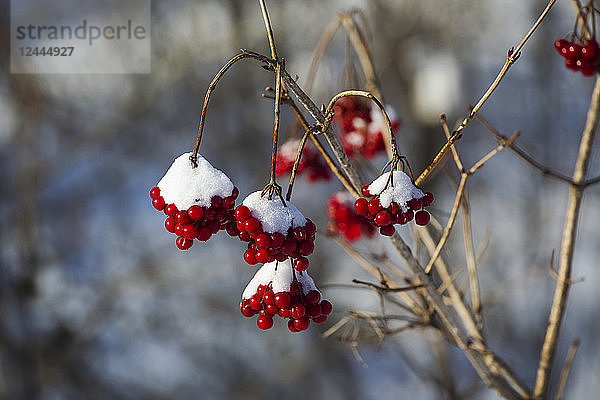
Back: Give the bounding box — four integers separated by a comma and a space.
164, 217, 176, 233
293, 227, 307, 241
274, 292, 291, 308
415, 210, 430, 226
313, 315, 327, 323
291, 304, 306, 319
306, 303, 321, 317
182, 224, 199, 240
288, 319, 299, 332
294, 257, 309, 271
306, 290, 321, 305
239, 231, 251, 242
263, 290, 275, 305
422, 192, 434, 207
266, 304, 279, 315
223, 196, 236, 210
211, 196, 223, 209
149, 186, 161, 199
231, 187, 239, 199
244, 218, 261, 233
582, 66, 596, 76
241, 305, 256, 317
255, 234, 271, 249
175, 210, 191, 225
305, 219, 317, 235
582, 40, 598, 60
567, 43, 583, 60
164, 204, 178, 217
379, 225, 395, 236
271, 232, 285, 249
298, 240, 314, 256
368, 198, 382, 215
257, 285, 266, 297
257, 315, 273, 330
197, 227, 212, 241
354, 198, 369, 215
279, 308, 291, 318
152, 197, 165, 211
361, 184, 371, 197
407, 198, 422, 211
188, 205, 204, 221
374, 210, 392, 226
249, 295, 261, 310
234, 205, 251, 221
293, 316, 310, 331
174, 224, 185, 237
244, 248, 257, 265
554, 38, 568, 53
204, 208, 217, 220
320, 300, 332, 315
282, 239, 296, 255
176, 236, 193, 250
225, 222, 240, 237
275, 253, 287, 262
255, 249, 271, 264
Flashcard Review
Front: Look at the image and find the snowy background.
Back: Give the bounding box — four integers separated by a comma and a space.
2, 0, 599, 399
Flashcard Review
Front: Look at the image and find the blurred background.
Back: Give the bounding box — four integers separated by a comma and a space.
2, 0, 600, 399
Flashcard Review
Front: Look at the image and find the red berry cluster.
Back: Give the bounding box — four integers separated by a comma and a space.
150, 186, 239, 250
554, 38, 600, 76
275, 139, 331, 182
354, 184, 434, 236
241, 278, 332, 332
327, 192, 375, 242
234, 205, 316, 269
333, 97, 400, 159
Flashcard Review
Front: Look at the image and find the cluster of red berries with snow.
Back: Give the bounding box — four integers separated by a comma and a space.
327, 191, 375, 242
354, 171, 434, 236
554, 38, 600, 76
333, 97, 400, 159
240, 260, 332, 331
234, 191, 316, 269
276, 139, 331, 182
150, 153, 239, 250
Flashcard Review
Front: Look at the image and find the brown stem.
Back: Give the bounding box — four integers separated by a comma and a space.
286, 127, 312, 201
191, 52, 257, 166
533, 73, 600, 399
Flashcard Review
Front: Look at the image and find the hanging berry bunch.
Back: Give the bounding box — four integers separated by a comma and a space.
333, 96, 400, 159
234, 191, 316, 269
355, 170, 434, 237
554, 37, 600, 76
150, 152, 239, 250
240, 259, 332, 331
327, 191, 375, 242
554, 5, 600, 76
276, 139, 331, 182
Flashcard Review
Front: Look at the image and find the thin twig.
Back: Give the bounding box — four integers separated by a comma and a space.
415, 0, 557, 185
533, 74, 600, 399
554, 339, 580, 400
352, 279, 424, 292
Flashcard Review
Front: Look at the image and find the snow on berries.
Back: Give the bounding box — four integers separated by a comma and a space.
354, 171, 434, 236
333, 96, 400, 159
234, 191, 316, 269
149, 152, 239, 250
554, 38, 600, 76
276, 139, 331, 182
240, 259, 332, 332
327, 191, 375, 242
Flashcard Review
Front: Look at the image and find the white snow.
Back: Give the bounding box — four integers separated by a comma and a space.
345, 131, 365, 147
242, 191, 306, 234
156, 152, 234, 210
280, 139, 301, 161
368, 171, 425, 210
242, 259, 321, 299
333, 191, 355, 204
241, 261, 277, 300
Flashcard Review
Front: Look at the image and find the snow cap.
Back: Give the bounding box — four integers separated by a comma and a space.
157, 152, 234, 209
242, 191, 306, 234
242, 259, 321, 299
368, 170, 424, 210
